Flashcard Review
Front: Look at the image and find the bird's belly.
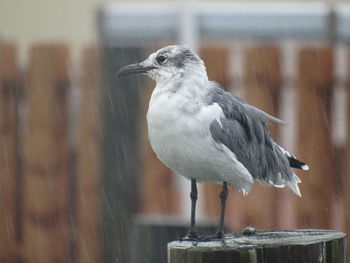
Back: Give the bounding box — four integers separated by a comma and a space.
149, 128, 253, 192
149, 128, 224, 182
147, 98, 218, 180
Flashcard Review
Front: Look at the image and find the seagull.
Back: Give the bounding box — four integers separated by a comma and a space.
117, 45, 309, 240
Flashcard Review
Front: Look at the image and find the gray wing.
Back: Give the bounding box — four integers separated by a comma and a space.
206, 82, 293, 185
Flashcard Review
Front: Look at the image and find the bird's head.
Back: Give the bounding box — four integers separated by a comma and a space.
117, 45, 207, 84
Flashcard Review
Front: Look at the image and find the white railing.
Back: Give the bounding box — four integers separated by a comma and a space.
99, 2, 350, 47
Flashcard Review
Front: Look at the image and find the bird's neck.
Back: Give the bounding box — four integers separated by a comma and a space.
157, 66, 209, 95
152, 79, 207, 108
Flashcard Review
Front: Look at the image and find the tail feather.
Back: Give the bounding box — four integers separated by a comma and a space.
288, 174, 302, 197
276, 144, 309, 170
249, 142, 308, 197
288, 156, 309, 170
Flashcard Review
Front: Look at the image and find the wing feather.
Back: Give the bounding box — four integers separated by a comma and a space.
206, 82, 298, 188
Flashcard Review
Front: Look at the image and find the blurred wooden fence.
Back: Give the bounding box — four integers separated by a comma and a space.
0, 42, 103, 263
0, 41, 349, 263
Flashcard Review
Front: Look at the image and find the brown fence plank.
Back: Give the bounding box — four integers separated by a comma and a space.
242, 46, 282, 228
75, 46, 103, 263
201, 45, 231, 88
228, 46, 282, 230
0, 42, 19, 263
22, 45, 70, 263
200, 45, 231, 219
296, 47, 335, 228
345, 50, 350, 260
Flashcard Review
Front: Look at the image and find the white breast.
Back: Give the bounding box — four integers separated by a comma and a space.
147, 85, 219, 159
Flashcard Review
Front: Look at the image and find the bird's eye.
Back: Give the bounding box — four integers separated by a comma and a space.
156, 55, 167, 64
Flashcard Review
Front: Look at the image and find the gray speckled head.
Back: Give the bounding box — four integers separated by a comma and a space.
157, 45, 200, 68
137, 45, 208, 83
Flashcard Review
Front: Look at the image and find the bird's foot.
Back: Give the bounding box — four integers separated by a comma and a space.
200, 231, 225, 241
217, 231, 224, 239
180, 230, 202, 241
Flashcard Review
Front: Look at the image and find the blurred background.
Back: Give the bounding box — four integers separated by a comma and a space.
1, 0, 350, 262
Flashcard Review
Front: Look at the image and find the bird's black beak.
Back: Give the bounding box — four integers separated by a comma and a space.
117, 63, 157, 77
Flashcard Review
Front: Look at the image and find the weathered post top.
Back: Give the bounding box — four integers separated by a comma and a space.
168, 229, 346, 263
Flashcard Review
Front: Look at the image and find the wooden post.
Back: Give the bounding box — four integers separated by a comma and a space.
0, 42, 19, 263
296, 47, 335, 229
23, 45, 70, 263
168, 230, 346, 263
200, 45, 231, 219
75, 46, 103, 263
233, 46, 282, 230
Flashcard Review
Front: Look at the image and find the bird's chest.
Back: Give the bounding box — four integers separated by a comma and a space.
146, 90, 223, 174
147, 92, 204, 152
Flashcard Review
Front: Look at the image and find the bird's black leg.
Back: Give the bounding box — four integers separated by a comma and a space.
187, 179, 200, 239
217, 181, 228, 239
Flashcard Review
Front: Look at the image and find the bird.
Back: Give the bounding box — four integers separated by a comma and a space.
117, 45, 309, 240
